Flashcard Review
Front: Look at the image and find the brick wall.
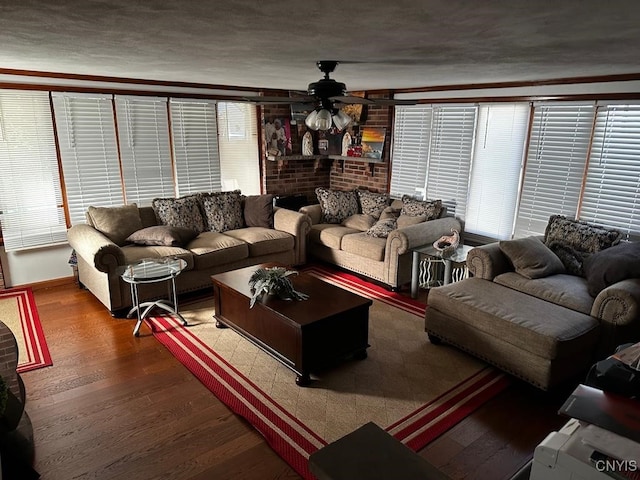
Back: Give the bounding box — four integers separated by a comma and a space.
261, 91, 394, 204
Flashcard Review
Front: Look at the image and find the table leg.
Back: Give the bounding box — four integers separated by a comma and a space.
443, 259, 453, 285
411, 251, 420, 299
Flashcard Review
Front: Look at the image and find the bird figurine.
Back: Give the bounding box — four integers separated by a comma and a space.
433, 228, 460, 256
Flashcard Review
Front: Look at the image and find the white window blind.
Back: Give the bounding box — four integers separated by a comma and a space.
425, 105, 477, 217
169, 99, 222, 196
514, 103, 595, 238
0, 90, 67, 251
217, 102, 260, 194
115, 96, 174, 205
390, 105, 433, 199
52, 92, 123, 225
465, 103, 530, 239
581, 102, 640, 238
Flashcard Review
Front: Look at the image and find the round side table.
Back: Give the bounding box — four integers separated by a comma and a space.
120, 258, 188, 336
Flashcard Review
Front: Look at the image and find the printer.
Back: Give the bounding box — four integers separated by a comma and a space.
530, 418, 640, 480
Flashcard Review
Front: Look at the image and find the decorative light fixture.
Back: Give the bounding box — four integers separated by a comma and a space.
305, 105, 351, 131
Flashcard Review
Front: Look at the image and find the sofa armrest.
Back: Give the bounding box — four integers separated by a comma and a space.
273, 207, 312, 265
67, 224, 126, 274
592, 278, 640, 355
386, 216, 463, 257
466, 242, 513, 280
299, 204, 322, 225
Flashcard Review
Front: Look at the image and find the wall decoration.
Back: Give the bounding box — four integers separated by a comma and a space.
317, 128, 344, 155
361, 127, 386, 159
265, 117, 292, 156
341, 92, 368, 125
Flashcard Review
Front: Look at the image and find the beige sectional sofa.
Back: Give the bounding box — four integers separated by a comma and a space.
301, 188, 463, 289
425, 216, 640, 390
67, 192, 311, 315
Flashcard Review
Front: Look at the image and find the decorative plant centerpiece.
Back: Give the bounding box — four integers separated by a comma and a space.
248, 266, 309, 308
433, 228, 460, 257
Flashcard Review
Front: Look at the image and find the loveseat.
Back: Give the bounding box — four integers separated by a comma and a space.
300, 188, 462, 289
425, 215, 640, 390
67, 191, 311, 315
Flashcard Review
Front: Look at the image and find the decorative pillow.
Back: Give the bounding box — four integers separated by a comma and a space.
397, 214, 426, 229
126, 226, 198, 247
200, 190, 244, 232
366, 217, 397, 238
315, 187, 359, 224
400, 195, 443, 220
499, 236, 566, 279
152, 194, 205, 233
380, 206, 401, 221
244, 194, 274, 228
356, 189, 390, 219
342, 214, 376, 231
86, 203, 142, 246
544, 215, 622, 276
583, 242, 640, 297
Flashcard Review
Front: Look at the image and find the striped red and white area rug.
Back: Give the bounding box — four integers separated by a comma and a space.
148, 265, 509, 479
0, 287, 53, 373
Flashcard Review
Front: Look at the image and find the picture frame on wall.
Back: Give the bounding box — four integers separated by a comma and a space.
361, 127, 386, 159
265, 117, 292, 156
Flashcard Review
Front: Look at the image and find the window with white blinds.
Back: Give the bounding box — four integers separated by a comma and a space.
465, 103, 530, 239
0, 90, 67, 251
514, 103, 595, 238
390, 105, 433, 199
581, 102, 640, 238
169, 99, 222, 196
115, 96, 174, 205
52, 92, 123, 225
217, 102, 260, 195
425, 105, 477, 217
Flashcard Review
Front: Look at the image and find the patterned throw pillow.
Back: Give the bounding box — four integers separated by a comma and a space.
544, 215, 622, 276
200, 190, 244, 232
366, 217, 398, 238
356, 189, 390, 219
151, 195, 205, 233
400, 195, 443, 220
315, 187, 359, 224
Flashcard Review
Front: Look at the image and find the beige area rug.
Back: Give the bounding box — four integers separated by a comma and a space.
0, 287, 52, 372
147, 266, 509, 479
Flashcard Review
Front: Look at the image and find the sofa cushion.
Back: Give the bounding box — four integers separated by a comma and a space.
494, 272, 594, 315
315, 187, 359, 224
341, 232, 386, 262
121, 245, 195, 270
126, 226, 198, 247
356, 189, 390, 219
200, 190, 244, 232
400, 195, 443, 220
341, 214, 376, 231
309, 224, 360, 250
152, 194, 205, 233
187, 232, 249, 269
428, 278, 600, 360
366, 217, 397, 238
499, 236, 565, 279
544, 215, 622, 276
243, 194, 274, 228
583, 241, 640, 297
224, 227, 294, 257
86, 203, 143, 247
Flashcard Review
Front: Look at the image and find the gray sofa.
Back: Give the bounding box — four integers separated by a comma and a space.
301, 192, 462, 289
67, 194, 311, 315
425, 223, 640, 390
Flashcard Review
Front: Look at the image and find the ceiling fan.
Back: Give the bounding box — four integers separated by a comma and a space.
241, 61, 416, 130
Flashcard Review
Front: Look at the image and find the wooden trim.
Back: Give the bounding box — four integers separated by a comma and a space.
395, 73, 640, 94
411, 92, 640, 104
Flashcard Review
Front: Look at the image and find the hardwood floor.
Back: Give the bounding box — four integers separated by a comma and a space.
21, 281, 571, 479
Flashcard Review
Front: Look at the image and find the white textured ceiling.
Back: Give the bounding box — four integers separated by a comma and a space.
1, 0, 639, 92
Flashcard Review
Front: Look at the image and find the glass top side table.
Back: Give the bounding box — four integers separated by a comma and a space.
410, 244, 474, 299
120, 258, 188, 336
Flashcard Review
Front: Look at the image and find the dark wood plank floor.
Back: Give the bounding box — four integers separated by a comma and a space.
21, 280, 571, 480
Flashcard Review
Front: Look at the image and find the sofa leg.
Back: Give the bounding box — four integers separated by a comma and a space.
428, 333, 443, 345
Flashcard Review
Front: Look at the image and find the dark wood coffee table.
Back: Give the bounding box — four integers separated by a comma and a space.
211, 264, 372, 386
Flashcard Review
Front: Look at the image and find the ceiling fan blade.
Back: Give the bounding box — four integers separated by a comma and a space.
240, 95, 315, 105
330, 95, 375, 105
372, 98, 419, 106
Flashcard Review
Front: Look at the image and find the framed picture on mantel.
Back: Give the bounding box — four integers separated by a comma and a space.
361, 127, 386, 159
